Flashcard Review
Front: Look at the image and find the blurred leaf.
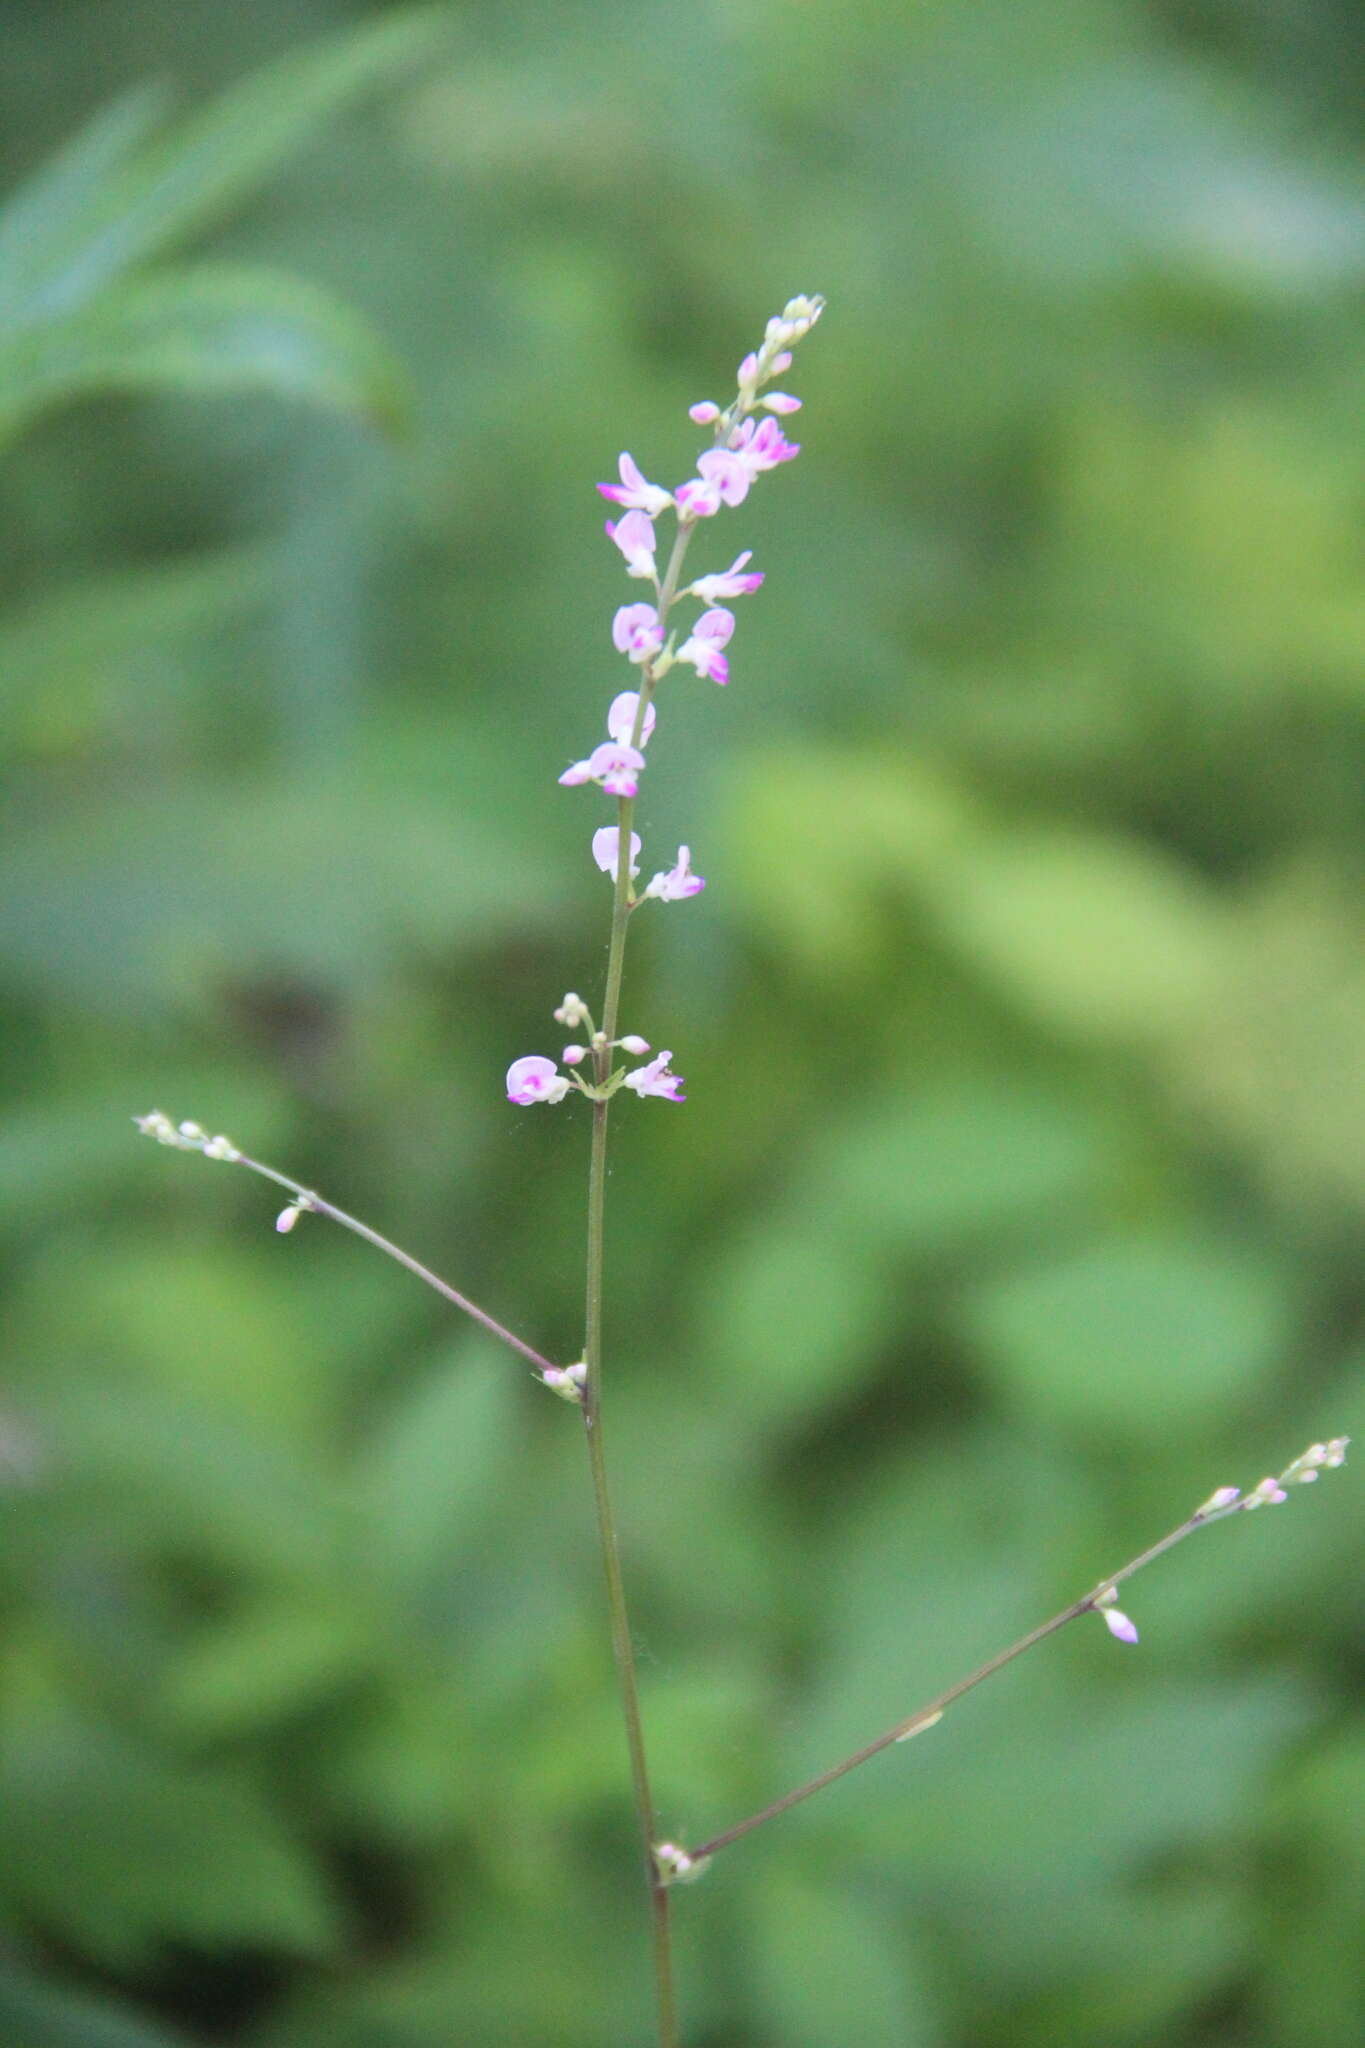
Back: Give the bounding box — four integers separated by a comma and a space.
747, 1866, 935, 2048
0, 550, 270, 746
0, 1717, 341, 1966
960, 1234, 1294, 1435
934, 829, 1226, 1042
360, 1344, 524, 1609
0, 10, 451, 333
0, 265, 409, 448
815, 1075, 1108, 1256
0, 1959, 191, 2048
161, 1595, 372, 1740
0, 86, 170, 330
693, 1207, 897, 1433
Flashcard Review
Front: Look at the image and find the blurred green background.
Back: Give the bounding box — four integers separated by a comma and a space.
1, 2, 1362, 2044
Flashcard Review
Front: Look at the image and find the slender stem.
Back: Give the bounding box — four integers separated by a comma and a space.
233, 1150, 560, 1376
579, 801, 678, 2046
688, 1501, 1244, 1863
573, 511, 701, 2043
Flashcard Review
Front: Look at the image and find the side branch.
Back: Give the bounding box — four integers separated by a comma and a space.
684, 1441, 1348, 1868
133, 1111, 560, 1377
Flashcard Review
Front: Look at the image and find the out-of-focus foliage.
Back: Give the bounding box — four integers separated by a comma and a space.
0, 2, 1361, 2044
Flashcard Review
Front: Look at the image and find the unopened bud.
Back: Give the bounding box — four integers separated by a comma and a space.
617, 1034, 650, 1056
894, 1708, 943, 1743
1195, 1485, 1241, 1517
275, 1204, 302, 1234
541, 1362, 587, 1405
654, 1841, 710, 1886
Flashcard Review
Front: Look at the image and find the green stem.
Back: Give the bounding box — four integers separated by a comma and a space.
581, 825, 677, 2047
575, 509, 700, 2045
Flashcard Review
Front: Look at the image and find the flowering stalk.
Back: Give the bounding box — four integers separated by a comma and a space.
506, 296, 825, 2048
674, 1439, 1349, 1872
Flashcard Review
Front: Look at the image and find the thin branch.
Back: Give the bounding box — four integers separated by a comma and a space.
685, 1443, 1348, 1867
133, 1112, 560, 1376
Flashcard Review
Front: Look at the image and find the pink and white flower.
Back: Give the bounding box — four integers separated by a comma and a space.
673, 476, 723, 520
644, 846, 705, 901
559, 740, 647, 798
1101, 1607, 1139, 1645
731, 415, 800, 473
612, 602, 665, 664
598, 452, 674, 518
606, 691, 656, 747
506, 1056, 571, 1106
685, 551, 763, 604
623, 1050, 686, 1102
695, 446, 754, 507
688, 400, 721, 425
676, 607, 734, 684
592, 826, 642, 878
605, 509, 658, 581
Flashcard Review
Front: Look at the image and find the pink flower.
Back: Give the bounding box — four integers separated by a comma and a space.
686, 551, 763, 604
733, 415, 800, 472
606, 691, 656, 746
673, 476, 723, 520
624, 1050, 685, 1101
696, 446, 753, 507
593, 826, 642, 877
676, 607, 734, 684
598, 452, 673, 517
760, 392, 802, 414
507, 1055, 570, 1106
612, 602, 665, 664
645, 846, 705, 901
688, 400, 721, 424
558, 740, 647, 798
605, 509, 658, 580
1101, 1607, 1139, 1645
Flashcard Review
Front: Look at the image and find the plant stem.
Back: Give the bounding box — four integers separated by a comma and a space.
575, 509, 699, 2045
232, 1150, 559, 1375
688, 1499, 1245, 1863
581, 912, 677, 2044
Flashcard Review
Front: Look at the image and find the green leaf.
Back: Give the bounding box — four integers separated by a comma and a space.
747, 1866, 936, 2048
960, 1234, 1295, 1436
0, 86, 169, 330
0, 264, 408, 449
816, 1076, 1106, 1256
361, 1345, 524, 1608
936, 828, 1225, 1041
0, 1719, 342, 1967
693, 1210, 897, 1432
0, 9, 451, 333
0, 1958, 192, 2048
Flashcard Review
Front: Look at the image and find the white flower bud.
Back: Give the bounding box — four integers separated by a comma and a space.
654, 1841, 710, 1886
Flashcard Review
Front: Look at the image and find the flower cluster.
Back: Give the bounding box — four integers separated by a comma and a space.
1089, 1435, 1351, 1649
511, 296, 824, 1111
134, 1110, 240, 1162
